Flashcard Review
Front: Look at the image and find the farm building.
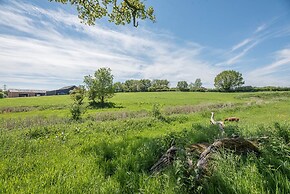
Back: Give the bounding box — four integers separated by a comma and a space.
8, 89, 46, 98
46, 85, 77, 96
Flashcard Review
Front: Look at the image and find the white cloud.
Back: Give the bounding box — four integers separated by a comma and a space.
254, 24, 267, 33
246, 48, 290, 87
225, 41, 259, 65
248, 48, 290, 77
231, 38, 252, 52
0, 1, 223, 89
0, 1, 290, 90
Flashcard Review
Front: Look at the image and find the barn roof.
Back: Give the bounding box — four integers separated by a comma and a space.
58, 85, 76, 90
8, 89, 46, 93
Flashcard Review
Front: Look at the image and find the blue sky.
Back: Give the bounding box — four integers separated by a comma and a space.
0, 0, 290, 90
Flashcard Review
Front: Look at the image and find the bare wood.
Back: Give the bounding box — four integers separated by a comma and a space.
150, 146, 178, 173
195, 137, 260, 179
150, 137, 260, 178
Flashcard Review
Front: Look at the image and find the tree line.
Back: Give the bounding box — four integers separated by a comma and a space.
66, 67, 290, 120
78, 68, 290, 105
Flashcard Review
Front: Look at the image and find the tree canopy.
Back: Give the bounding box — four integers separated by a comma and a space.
49, 0, 155, 27
84, 67, 114, 105
177, 81, 189, 91
214, 70, 245, 91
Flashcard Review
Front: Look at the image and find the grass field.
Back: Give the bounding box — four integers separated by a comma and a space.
0, 92, 289, 193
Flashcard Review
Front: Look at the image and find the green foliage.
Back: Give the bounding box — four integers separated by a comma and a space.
194, 78, 202, 88
70, 103, 83, 121
177, 81, 189, 91
0, 91, 4, 99
214, 70, 245, 91
189, 78, 203, 91
151, 103, 163, 120
70, 86, 85, 105
49, 0, 155, 27
139, 79, 152, 92
70, 86, 86, 120
124, 79, 140, 92
84, 67, 114, 105
149, 79, 170, 91
121, 79, 152, 92
113, 82, 124, 92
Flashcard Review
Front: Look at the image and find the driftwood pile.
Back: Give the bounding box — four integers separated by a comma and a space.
150, 136, 262, 180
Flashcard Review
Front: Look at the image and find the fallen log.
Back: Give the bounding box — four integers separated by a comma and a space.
150, 136, 261, 179
150, 146, 178, 173
195, 137, 260, 180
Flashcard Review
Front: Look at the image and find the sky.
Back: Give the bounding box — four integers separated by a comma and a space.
1, 0, 290, 90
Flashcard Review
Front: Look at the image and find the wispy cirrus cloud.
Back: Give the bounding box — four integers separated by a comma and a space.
231, 38, 253, 52
248, 48, 290, 78
254, 23, 267, 33
216, 15, 290, 68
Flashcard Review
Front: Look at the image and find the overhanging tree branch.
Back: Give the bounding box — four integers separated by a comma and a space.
49, 0, 155, 27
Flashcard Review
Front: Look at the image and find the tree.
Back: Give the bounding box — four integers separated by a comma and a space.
177, 81, 189, 91
139, 79, 151, 92
84, 67, 114, 105
0, 90, 4, 99
49, 0, 155, 27
149, 79, 170, 91
114, 82, 124, 92
214, 70, 245, 91
194, 78, 202, 88
189, 78, 203, 91
124, 79, 139, 92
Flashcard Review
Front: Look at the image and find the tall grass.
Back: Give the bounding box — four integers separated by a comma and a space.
0, 92, 289, 193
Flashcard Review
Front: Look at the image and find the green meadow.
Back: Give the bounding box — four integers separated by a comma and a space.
0, 92, 289, 193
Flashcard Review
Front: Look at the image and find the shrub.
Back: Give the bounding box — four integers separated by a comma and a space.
70, 86, 86, 120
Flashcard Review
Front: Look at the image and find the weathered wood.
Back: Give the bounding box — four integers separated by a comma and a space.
150, 137, 260, 179
150, 146, 178, 173
195, 137, 260, 179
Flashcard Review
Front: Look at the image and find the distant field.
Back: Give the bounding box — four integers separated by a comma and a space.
0, 92, 249, 119
0, 92, 289, 193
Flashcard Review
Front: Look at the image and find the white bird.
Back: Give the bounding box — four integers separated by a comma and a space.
210, 112, 225, 133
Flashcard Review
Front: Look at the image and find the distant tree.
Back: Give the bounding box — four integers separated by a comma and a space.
189, 78, 203, 91
84, 67, 114, 105
124, 79, 140, 92
114, 82, 124, 92
139, 79, 152, 92
214, 70, 244, 91
49, 0, 155, 27
149, 79, 170, 91
177, 81, 189, 91
0, 90, 4, 99
194, 78, 202, 88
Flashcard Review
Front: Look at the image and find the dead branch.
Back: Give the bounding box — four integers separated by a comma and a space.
195, 137, 260, 180
150, 137, 261, 179
150, 146, 178, 173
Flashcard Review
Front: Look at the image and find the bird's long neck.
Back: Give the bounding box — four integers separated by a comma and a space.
210, 112, 216, 124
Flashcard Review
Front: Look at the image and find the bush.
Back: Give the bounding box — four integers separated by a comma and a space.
70, 86, 86, 120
